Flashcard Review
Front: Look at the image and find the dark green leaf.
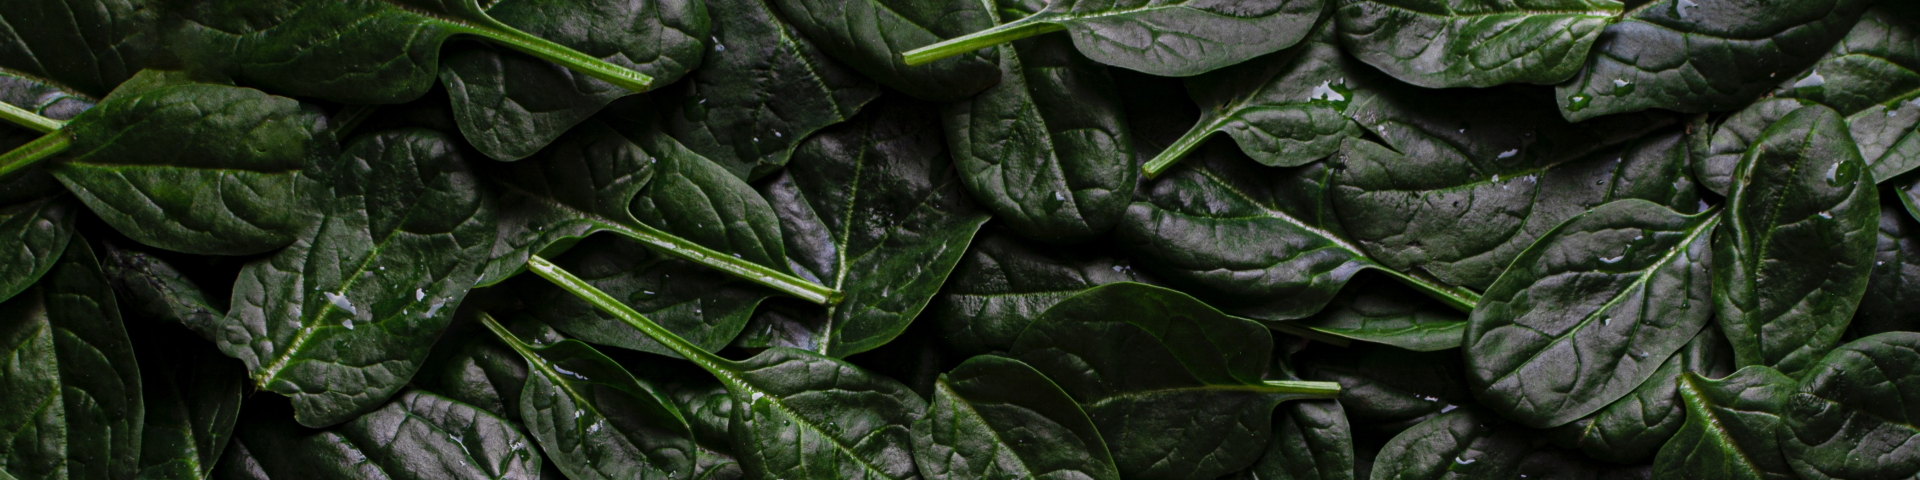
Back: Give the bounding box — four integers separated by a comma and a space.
927, 232, 1155, 356
911, 354, 1119, 480
438, 0, 711, 161
1294, 274, 1467, 352
98, 241, 226, 342
217, 129, 496, 428
1780, 332, 1920, 480
1544, 325, 1734, 464
0, 183, 74, 305
1332, 85, 1692, 291
659, 381, 744, 480
1335, 0, 1620, 88
480, 314, 698, 480
1297, 343, 1472, 434
1650, 366, 1798, 480
905, 0, 1324, 77
518, 235, 773, 359
1713, 105, 1878, 377
0, 238, 142, 480
215, 391, 544, 480
129, 318, 244, 480
655, 0, 883, 181
479, 119, 655, 286
413, 315, 532, 422
739, 95, 990, 357
770, 0, 1001, 101
1771, 5, 1920, 182
1691, 98, 1803, 196
1554, 0, 1872, 121
1371, 407, 1649, 480
0, 0, 159, 97
1010, 283, 1341, 480
943, 33, 1135, 243
51, 76, 336, 255
1466, 199, 1717, 428
1855, 197, 1920, 336
1227, 351, 1354, 480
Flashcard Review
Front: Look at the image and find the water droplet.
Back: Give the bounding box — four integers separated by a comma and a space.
1675, 0, 1699, 19
1818, 211, 1833, 219
415, 289, 426, 301
1308, 80, 1352, 111
1826, 161, 1857, 187
426, 300, 446, 317
325, 292, 357, 316
1600, 316, 1611, 326
342, 319, 355, 330
1611, 79, 1635, 96
732, 253, 743, 259
1567, 94, 1593, 111
1793, 70, 1826, 90
1054, 191, 1066, 202
1440, 404, 1457, 413
1497, 149, 1519, 159
1634, 350, 1649, 359
1600, 255, 1624, 264
750, 392, 765, 403
1455, 456, 1476, 465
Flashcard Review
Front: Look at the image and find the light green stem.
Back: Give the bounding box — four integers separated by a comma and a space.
1141, 118, 1225, 179
901, 19, 1066, 66
527, 255, 735, 368
0, 130, 71, 179
0, 101, 62, 133
1375, 267, 1480, 313
448, 24, 653, 93
1258, 379, 1343, 397
606, 221, 842, 305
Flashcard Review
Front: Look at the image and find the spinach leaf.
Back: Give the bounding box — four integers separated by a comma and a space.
1228, 350, 1354, 480
658, 380, 744, 480
1294, 274, 1468, 352
0, 0, 158, 98
943, 31, 1135, 244
770, 0, 1001, 101
1691, 98, 1804, 196
516, 235, 773, 359
1554, 0, 1872, 121
169, 0, 657, 103
654, 0, 883, 181
98, 241, 227, 342
738, 95, 991, 357
1713, 105, 1879, 377
0, 178, 74, 305
1119, 135, 1475, 322
1335, 0, 1621, 88
525, 256, 927, 480
1466, 199, 1717, 428
911, 354, 1120, 480
1544, 325, 1733, 464
215, 391, 545, 480
129, 317, 244, 480
1650, 366, 1798, 480
1771, 5, 1920, 182
413, 315, 533, 422
1371, 407, 1645, 479
1332, 84, 1692, 291
903, 0, 1324, 77
1297, 343, 1473, 434
1780, 332, 1920, 480
927, 231, 1155, 356
0, 238, 143, 480
217, 128, 496, 428
1141, 20, 1364, 178
1009, 282, 1341, 480
1856, 197, 1920, 336
438, 0, 712, 161
479, 314, 699, 480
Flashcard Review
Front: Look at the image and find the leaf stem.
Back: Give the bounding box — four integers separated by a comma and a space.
0, 130, 72, 179
527, 255, 735, 368
448, 24, 653, 93
901, 19, 1065, 66
1373, 267, 1479, 313
605, 222, 842, 305
1257, 379, 1342, 397
0, 101, 62, 133
1141, 119, 1224, 179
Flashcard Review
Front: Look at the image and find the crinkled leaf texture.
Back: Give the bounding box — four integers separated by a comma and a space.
724, 348, 928, 480
517, 235, 772, 360
1336, 0, 1622, 88
769, 0, 1001, 101
995, 0, 1324, 76
0, 73, 89, 304
1856, 198, 1920, 336
1165, 20, 1366, 171
911, 355, 1119, 480
1544, 325, 1734, 464
0, 0, 159, 97
1651, 365, 1799, 480
1298, 343, 1473, 434
1296, 275, 1466, 352
1781, 332, 1920, 480
927, 232, 1155, 356
98, 241, 227, 344
1371, 407, 1650, 479
215, 391, 544, 480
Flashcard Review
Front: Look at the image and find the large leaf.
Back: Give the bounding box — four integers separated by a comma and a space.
526, 257, 928, 480
1554, 0, 1872, 121
1780, 332, 1920, 480
215, 391, 544, 480
943, 32, 1134, 244
1330, 83, 1693, 291
1370, 407, 1648, 479
1713, 105, 1878, 377
1543, 325, 1734, 464
768, 0, 1001, 101
926, 231, 1155, 356
479, 314, 699, 480
1297, 343, 1474, 434
217, 129, 496, 428
49, 76, 337, 256
1335, 0, 1621, 88
128, 318, 244, 480
903, 0, 1324, 77
1650, 366, 1798, 480
517, 235, 773, 359
438, 0, 711, 161
0, 239, 143, 480
655, 0, 882, 180
0, 74, 88, 304
739, 95, 990, 357
1772, 5, 1920, 182
0, 0, 159, 97
1465, 199, 1717, 428
1856, 197, 1920, 336
1009, 283, 1341, 480
1294, 275, 1467, 352
911, 354, 1119, 480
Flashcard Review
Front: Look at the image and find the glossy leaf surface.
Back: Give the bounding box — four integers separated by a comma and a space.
216, 391, 544, 480
1780, 332, 1920, 480
770, 0, 1001, 101
0, 75, 86, 305
1148, 21, 1365, 176
907, 0, 1325, 77
1544, 325, 1733, 464
98, 241, 227, 343
1650, 366, 1798, 480
927, 232, 1154, 356
1773, 5, 1920, 182
1371, 407, 1648, 479
1295, 275, 1467, 352
1298, 343, 1473, 434
911, 355, 1119, 480
519, 235, 773, 358
1336, 0, 1621, 88
0, 0, 158, 97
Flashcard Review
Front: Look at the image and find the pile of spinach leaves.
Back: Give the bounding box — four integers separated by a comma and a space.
2, 0, 1918, 478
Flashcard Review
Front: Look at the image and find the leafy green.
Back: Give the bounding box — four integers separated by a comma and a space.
215, 391, 545, 480
517, 235, 773, 359
927, 232, 1156, 356
942, 31, 1135, 244
129, 318, 244, 480
1691, 98, 1803, 196
1554, 0, 1872, 121
1780, 332, 1920, 480
1227, 350, 1354, 480
217, 128, 496, 428
902, 0, 1324, 77
655, 0, 883, 181
0, 179, 74, 305
737, 95, 991, 357
911, 354, 1119, 480
1297, 343, 1472, 434
1713, 105, 1879, 377
1371, 407, 1649, 479
0, 0, 159, 98
1465, 199, 1717, 428
1772, 5, 1920, 182
1335, 0, 1621, 88
1544, 325, 1733, 464
0, 238, 143, 480
1650, 366, 1798, 480
1294, 275, 1467, 352
657, 380, 745, 480
480, 314, 699, 480
1857, 197, 1920, 336
98, 241, 227, 342
769, 0, 1001, 101
412, 315, 532, 422
1009, 283, 1341, 480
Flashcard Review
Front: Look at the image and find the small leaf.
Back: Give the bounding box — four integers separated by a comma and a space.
1336, 0, 1621, 88
911, 355, 1120, 480
1651, 366, 1798, 480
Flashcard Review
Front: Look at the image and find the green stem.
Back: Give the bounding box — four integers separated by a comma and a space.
1375, 267, 1479, 313
901, 19, 1066, 66
449, 24, 653, 93
1141, 119, 1224, 179
0, 101, 62, 134
0, 130, 72, 179
1257, 379, 1343, 397
606, 221, 842, 305
527, 255, 736, 368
